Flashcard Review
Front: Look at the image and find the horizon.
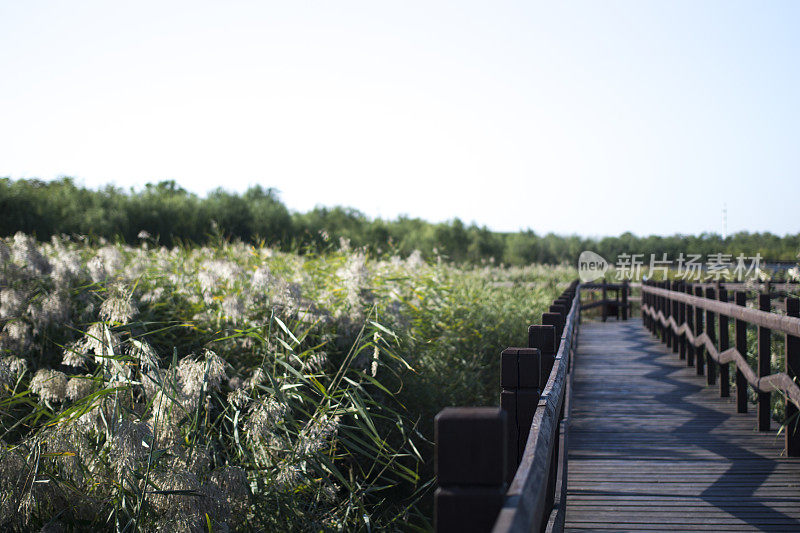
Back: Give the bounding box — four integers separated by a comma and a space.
2, 2, 799, 237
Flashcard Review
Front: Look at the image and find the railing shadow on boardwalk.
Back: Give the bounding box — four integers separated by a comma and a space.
570, 320, 800, 531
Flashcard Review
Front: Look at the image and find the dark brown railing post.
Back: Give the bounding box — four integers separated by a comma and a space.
601, 280, 608, 322
529, 324, 557, 382
650, 281, 656, 333
685, 283, 695, 367
758, 293, 772, 431
541, 314, 564, 352
649, 281, 655, 334
550, 304, 567, 319
671, 281, 680, 353
678, 281, 687, 360
786, 297, 800, 456
694, 285, 705, 376
665, 281, 673, 350
651, 281, 661, 337
718, 287, 730, 398
500, 347, 541, 483
705, 286, 717, 386
621, 280, 629, 320
660, 281, 667, 342
735, 290, 748, 413
435, 407, 507, 532
654, 281, 661, 339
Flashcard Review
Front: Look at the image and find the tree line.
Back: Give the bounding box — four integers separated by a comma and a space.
2, 177, 798, 265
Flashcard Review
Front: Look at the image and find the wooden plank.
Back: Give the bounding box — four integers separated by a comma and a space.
564, 320, 800, 532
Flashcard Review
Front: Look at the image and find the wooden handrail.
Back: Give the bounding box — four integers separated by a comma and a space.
641, 280, 800, 456
433, 279, 589, 533
580, 299, 628, 311
492, 290, 580, 532
641, 304, 800, 410
642, 285, 800, 337
580, 282, 629, 290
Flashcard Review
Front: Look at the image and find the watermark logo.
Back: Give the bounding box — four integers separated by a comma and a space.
578, 251, 608, 282
576, 252, 768, 282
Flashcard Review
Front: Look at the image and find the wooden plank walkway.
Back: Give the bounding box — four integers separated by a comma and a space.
564, 320, 800, 532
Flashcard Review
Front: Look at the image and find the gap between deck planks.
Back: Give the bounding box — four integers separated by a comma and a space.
564, 320, 800, 532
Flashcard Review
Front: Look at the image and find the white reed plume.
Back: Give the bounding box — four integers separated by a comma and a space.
0, 288, 26, 320
371, 332, 381, 377
251, 266, 273, 291
209, 465, 250, 523
1, 321, 32, 352
27, 291, 70, 331
109, 419, 152, 475
221, 295, 244, 322
49, 248, 82, 286
297, 413, 340, 456
177, 349, 228, 399
12, 232, 51, 275
30, 369, 68, 403
65, 375, 94, 401
61, 339, 88, 368
99, 293, 137, 324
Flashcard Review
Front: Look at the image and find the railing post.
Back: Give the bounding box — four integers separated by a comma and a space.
653, 281, 661, 340
686, 283, 695, 367
620, 279, 631, 320
653, 282, 660, 338
550, 304, 566, 318
718, 287, 730, 398
642, 281, 649, 330
648, 281, 654, 332
660, 281, 667, 342
705, 286, 717, 386
786, 297, 800, 456
435, 407, 507, 533
648, 282, 654, 334
541, 313, 564, 349
529, 323, 557, 381
500, 347, 541, 483
671, 281, 679, 353
665, 281, 673, 350
694, 285, 705, 376
601, 280, 607, 322
758, 293, 771, 431
678, 281, 687, 360
621, 280, 629, 320
735, 290, 748, 413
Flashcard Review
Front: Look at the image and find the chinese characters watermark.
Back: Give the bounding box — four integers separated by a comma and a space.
578, 251, 764, 282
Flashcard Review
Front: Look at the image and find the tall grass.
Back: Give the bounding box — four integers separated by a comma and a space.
0, 233, 573, 531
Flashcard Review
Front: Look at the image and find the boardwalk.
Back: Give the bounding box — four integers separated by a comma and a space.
564, 320, 800, 532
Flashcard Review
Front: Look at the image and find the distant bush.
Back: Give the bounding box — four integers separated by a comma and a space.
1, 177, 799, 264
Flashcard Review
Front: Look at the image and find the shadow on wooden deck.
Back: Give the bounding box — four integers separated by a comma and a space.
564, 320, 800, 532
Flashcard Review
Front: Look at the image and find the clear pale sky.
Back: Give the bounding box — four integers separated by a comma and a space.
2, 1, 798, 237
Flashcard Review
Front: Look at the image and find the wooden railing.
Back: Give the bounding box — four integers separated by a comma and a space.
641, 280, 800, 455
580, 280, 630, 321
434, 280, 628, 532
431, 277, 800, 531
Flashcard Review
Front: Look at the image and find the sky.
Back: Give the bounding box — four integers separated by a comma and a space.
1, 1, 799, 237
